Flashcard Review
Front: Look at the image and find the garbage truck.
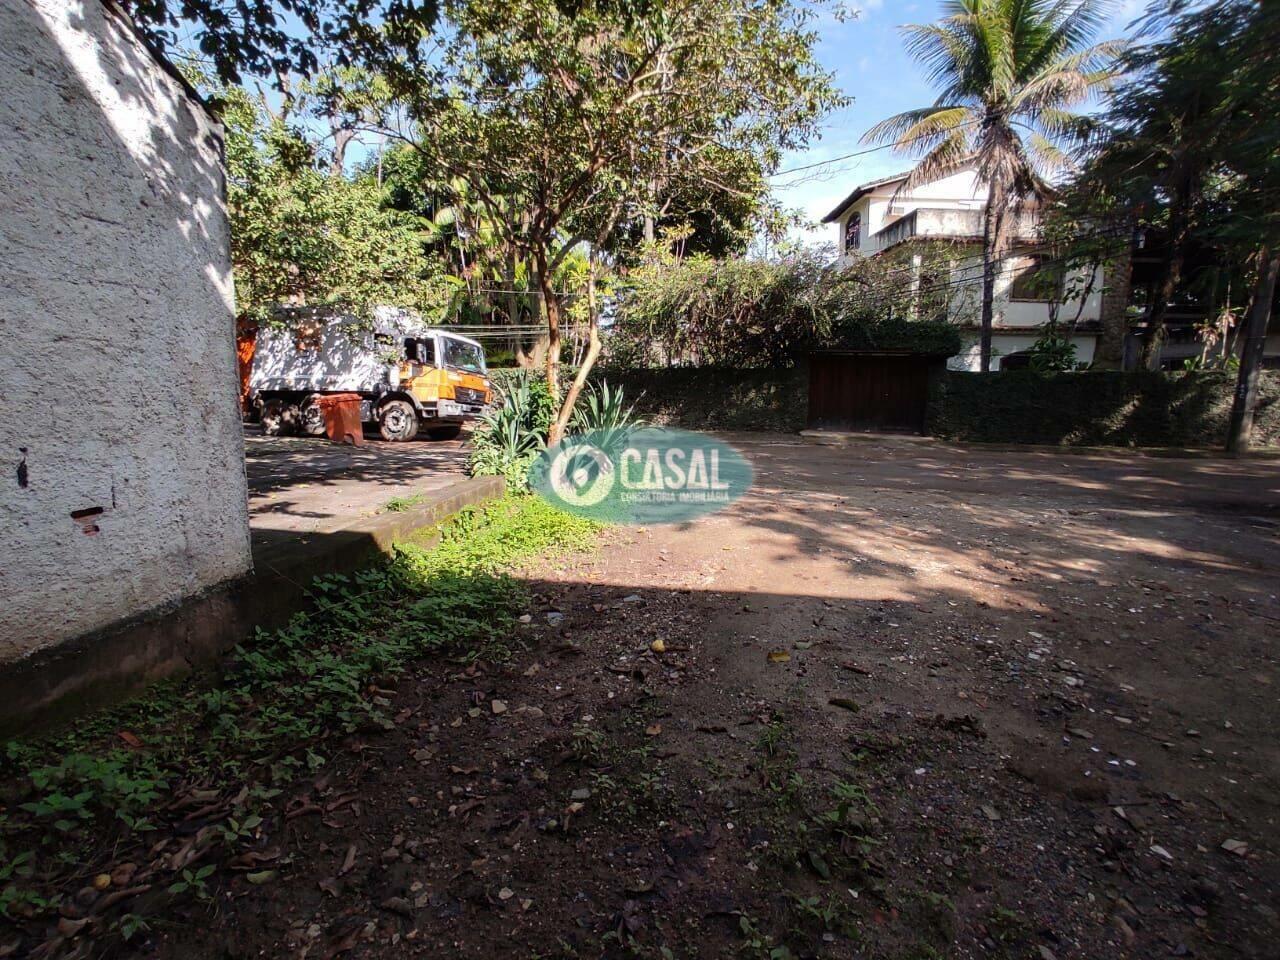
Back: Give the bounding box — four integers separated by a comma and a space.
247, 307, 492, 441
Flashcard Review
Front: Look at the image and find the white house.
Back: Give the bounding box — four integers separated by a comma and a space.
0, 1, 251, 673
822, 161, 1120, 370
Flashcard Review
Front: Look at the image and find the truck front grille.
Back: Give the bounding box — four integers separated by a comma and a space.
454, 387, 486, 405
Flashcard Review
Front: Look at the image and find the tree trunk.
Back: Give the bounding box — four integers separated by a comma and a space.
979, 185, 1004, 373
1141, 249, 1183, 369
535, 244, 563, 444
331, 126, 355, 177
1142, 190, 1194, 369
1092, 239, 1133, 369
552, 257, 602, 441
1226, 248, 1279, 455
501, 249, 531, 367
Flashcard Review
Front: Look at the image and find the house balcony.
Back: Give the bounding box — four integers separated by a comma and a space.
869, 207, 1040, 253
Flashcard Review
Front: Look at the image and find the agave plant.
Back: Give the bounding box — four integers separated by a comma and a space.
468, 371, 553, 487
568, 380, 642, 452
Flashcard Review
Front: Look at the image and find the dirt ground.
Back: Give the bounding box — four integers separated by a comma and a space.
162, 436, 1279, 960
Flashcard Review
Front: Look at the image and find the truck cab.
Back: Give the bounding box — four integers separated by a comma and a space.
381, 331, 493, 441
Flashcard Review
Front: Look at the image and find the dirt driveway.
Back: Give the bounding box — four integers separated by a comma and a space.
166, 436, 1279, 960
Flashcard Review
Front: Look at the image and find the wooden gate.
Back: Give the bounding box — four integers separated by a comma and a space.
806, 352, 934, 433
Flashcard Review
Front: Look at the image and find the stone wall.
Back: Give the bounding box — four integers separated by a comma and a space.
0, 0, 251, 666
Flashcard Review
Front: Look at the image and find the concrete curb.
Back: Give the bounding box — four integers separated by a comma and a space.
0, 475, 504, 736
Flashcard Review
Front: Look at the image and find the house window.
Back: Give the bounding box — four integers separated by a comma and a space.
1009, 255, 1064, 302
844, 213, 861, 253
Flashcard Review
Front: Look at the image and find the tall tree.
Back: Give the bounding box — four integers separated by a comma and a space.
1214, 0, 1280, 452
865, 0, 1118, 372
1075, 1, 1252, 368
372, 0, 842, 441
206, 79, 441, 322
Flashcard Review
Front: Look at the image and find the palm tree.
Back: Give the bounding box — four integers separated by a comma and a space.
865, 0, 1119, 372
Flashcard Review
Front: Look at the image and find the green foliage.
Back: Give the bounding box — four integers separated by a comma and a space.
194, 77, 445, 324
1074, 0, 1279, 256
469, 372, 555, 487
568, 380, 643, 450
599, 367, 809, 433
167, 864, 216, 899
125, 0, 440, 85
611, 253, 829, 368
383, 491, 430, 513
1027, 329, 1080, 372
611, 249, 964, 368
0, 497, 597, 921
470, 373, 645, 485
927, 370, 1280, 447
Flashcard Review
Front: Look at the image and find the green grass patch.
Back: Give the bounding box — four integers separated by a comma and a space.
382, 490, 430, 512
0, 495, 598, 929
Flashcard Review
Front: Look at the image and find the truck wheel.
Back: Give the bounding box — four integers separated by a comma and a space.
425, 424, 462, 441
378, 400, 419, 442
261, 399, 287, 436
299, 395, 328, 437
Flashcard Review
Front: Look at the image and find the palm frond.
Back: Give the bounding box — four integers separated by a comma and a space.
899, 133, 972, 194
1026, 0, 1114, 77
862, 106, 972, 148
876, 0, 1118, 192
1025, 132, 1072, 177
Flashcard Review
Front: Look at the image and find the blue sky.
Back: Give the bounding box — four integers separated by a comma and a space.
773, 0, 1150, 246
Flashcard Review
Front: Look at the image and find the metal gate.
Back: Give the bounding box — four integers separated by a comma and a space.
806, 352, 934, 433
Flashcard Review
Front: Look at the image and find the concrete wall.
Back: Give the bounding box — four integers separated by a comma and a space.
0, 0, 251, 666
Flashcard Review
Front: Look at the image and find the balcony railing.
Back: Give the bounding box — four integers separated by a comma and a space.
870, 207, 1040, 252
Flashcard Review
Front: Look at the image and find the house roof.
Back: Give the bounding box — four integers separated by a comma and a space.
820, 170, 911, 224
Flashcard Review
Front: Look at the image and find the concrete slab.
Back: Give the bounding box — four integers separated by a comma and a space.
245, 431, 471, 538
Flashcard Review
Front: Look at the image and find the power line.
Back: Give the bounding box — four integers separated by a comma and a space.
769, 120, 982, 179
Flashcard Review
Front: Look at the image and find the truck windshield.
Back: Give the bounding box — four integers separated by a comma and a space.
441, 336, 485, 373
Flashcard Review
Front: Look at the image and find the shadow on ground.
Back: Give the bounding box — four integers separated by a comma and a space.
149, 437, 1278, 960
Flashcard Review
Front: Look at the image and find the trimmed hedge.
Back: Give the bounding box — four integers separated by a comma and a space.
602, 366, 808, 433
485, 365, 806, 432
489, 364, 1280, 448
927, 370, 1280, 447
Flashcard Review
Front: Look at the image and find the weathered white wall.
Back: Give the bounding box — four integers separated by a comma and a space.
0, 0, 251, 663
948, 334, 1099, 372
947, 252, 1105, 329
836, 167, 990, 258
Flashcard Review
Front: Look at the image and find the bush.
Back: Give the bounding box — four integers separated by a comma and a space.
927, 370, 1280, 447
609, 247, 965, 368
469, 372, 553, 487
469, 373, 644, 487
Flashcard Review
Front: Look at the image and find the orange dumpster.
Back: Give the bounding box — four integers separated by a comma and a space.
316, 393, 365, 446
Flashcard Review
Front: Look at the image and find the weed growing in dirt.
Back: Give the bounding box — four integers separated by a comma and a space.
0, 496, 598, 940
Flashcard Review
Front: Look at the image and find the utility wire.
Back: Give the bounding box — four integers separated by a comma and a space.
769, 120, 982, 179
